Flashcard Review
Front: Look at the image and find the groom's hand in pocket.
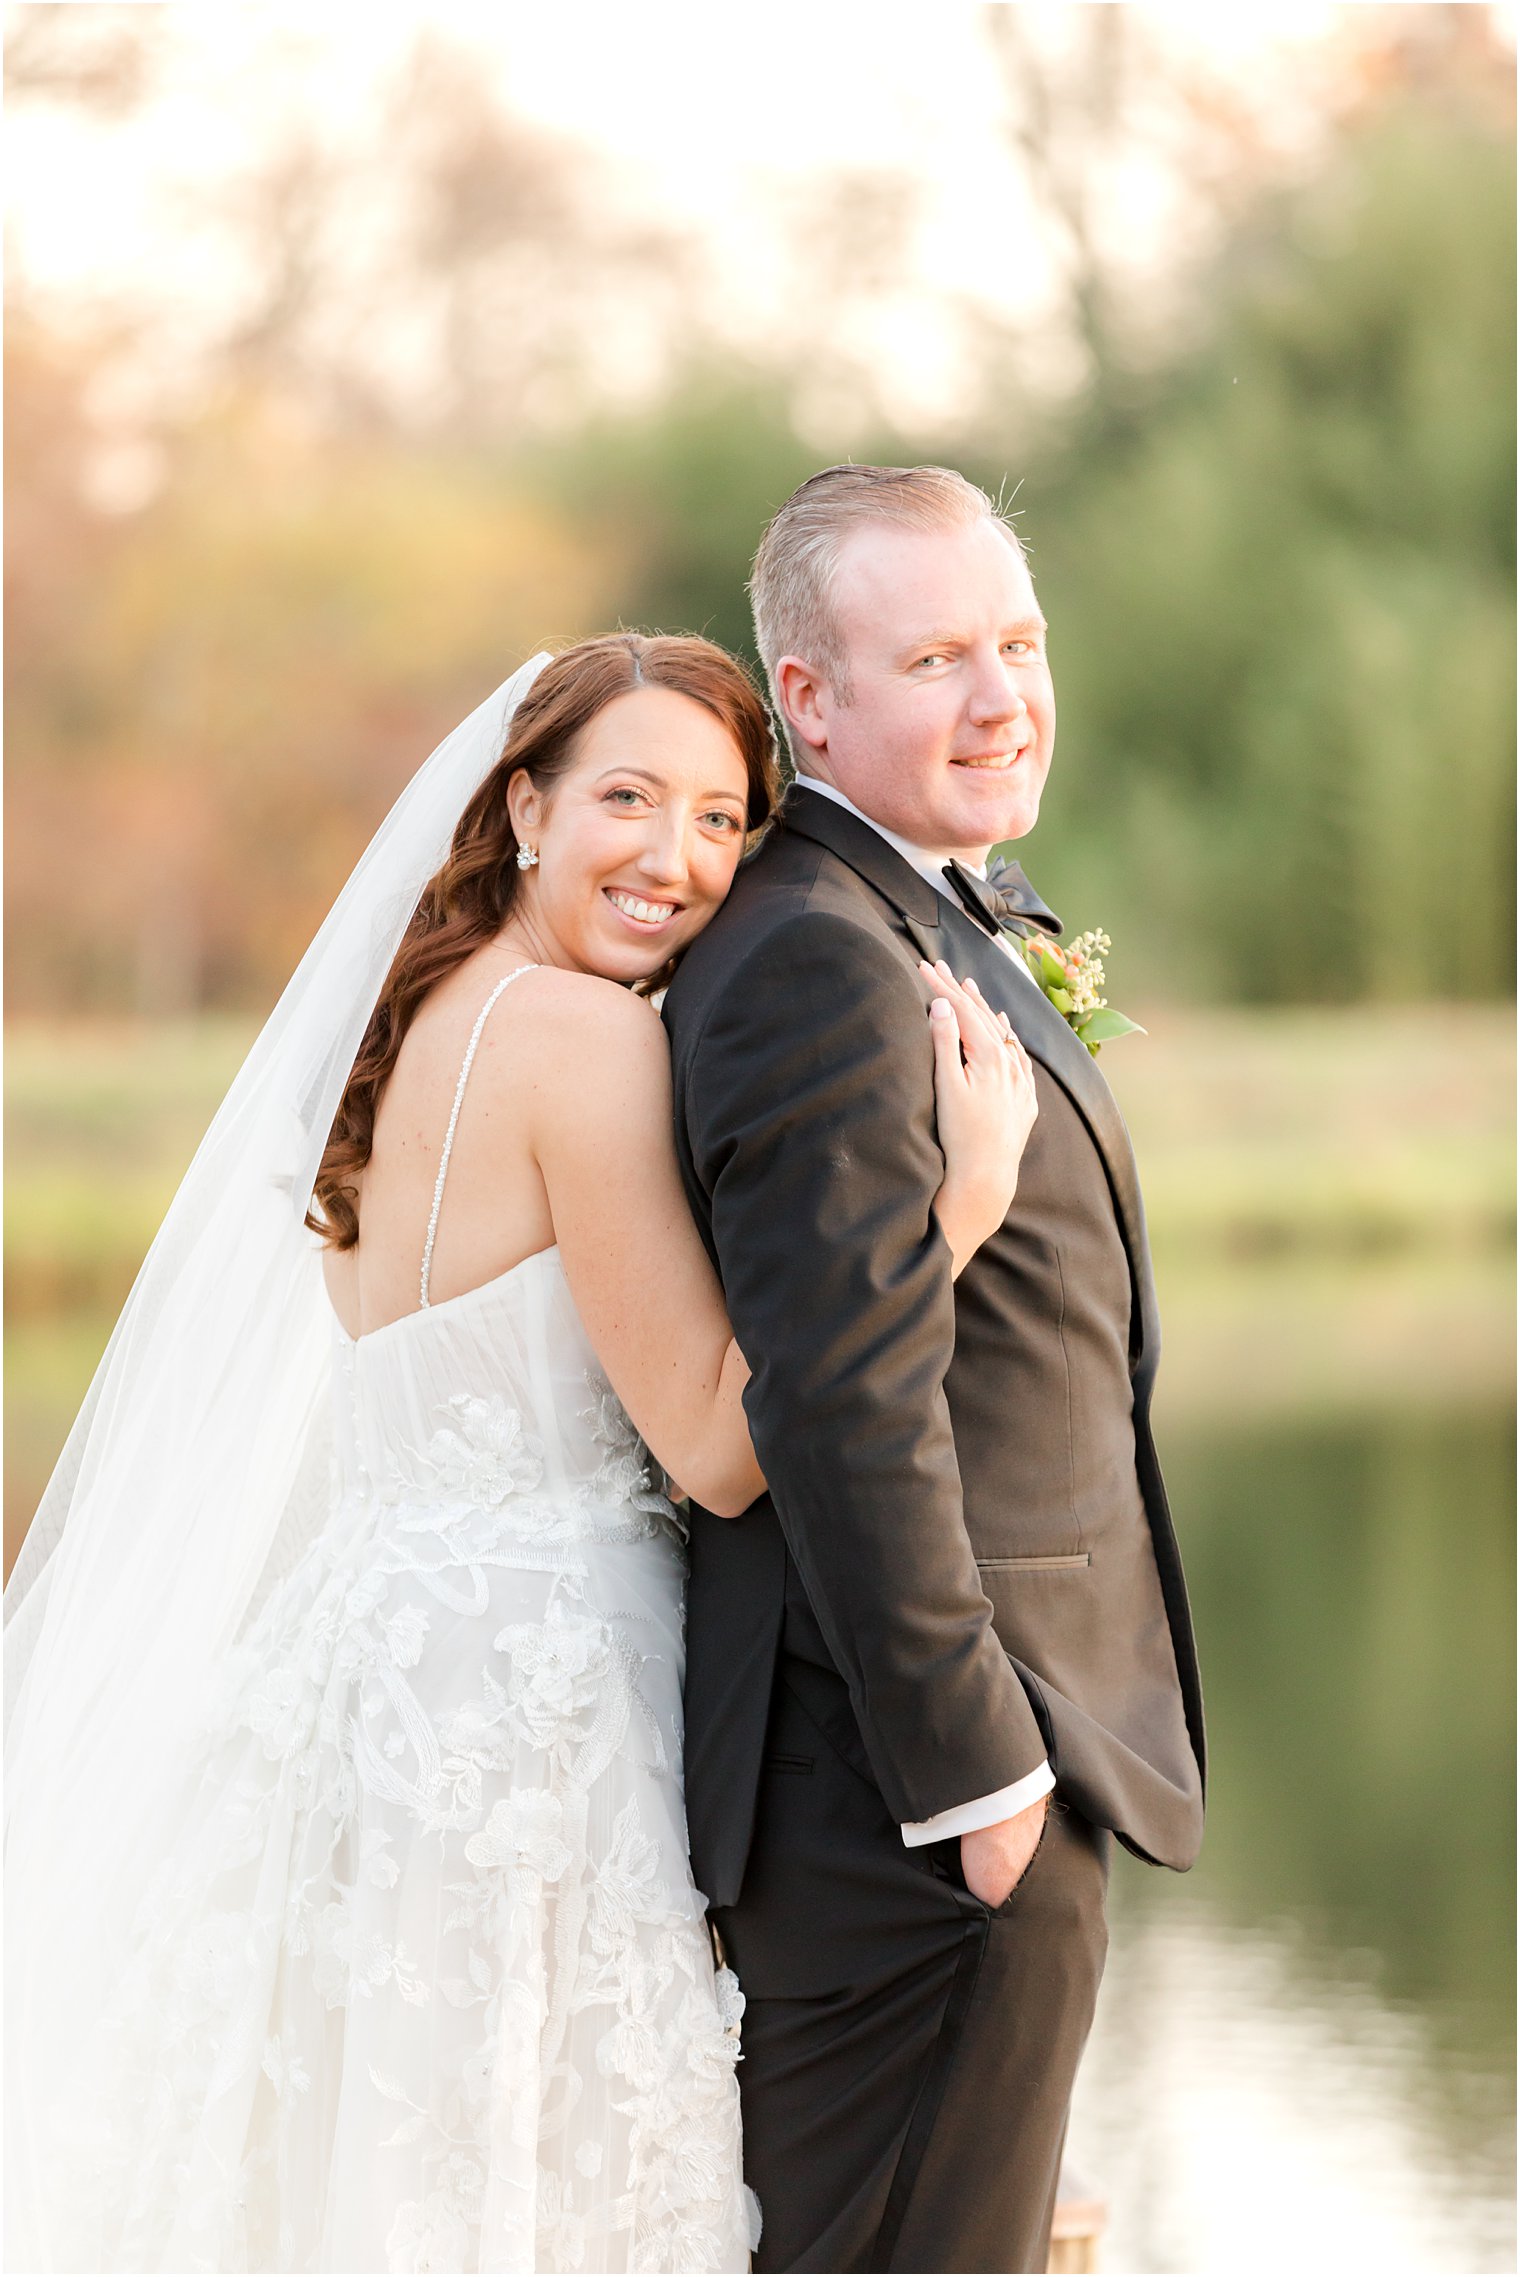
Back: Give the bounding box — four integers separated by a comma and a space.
960, 1794, 1050, 1908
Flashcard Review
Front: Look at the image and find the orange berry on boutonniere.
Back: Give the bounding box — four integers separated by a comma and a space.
1016, 927, 1145, 1057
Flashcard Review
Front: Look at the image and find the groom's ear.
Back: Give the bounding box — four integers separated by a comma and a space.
774, 656, 831, 754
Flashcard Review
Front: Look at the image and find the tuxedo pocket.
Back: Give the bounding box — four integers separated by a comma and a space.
977, 1553, 1090, 1573
916, 1833, 1024, 1920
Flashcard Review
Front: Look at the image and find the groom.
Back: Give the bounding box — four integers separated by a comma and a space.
663, 464, 1204, 2273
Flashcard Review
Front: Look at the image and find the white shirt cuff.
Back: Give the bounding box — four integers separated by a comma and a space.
900, 1759, 1055, 1847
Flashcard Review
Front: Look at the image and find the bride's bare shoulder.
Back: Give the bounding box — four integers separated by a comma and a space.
506, 968, 669, 1108
511, 965, 663, 1037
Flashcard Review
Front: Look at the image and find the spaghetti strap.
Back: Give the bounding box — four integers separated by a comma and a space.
419, 964, 537, 1309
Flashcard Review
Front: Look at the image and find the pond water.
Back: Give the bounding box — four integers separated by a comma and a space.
1069, 1401, 1515, 2274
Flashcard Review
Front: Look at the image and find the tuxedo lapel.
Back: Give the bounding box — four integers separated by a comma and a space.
936, 897, 1157, 1368
781, 787, 1157, 1372
778, 786, 945, 933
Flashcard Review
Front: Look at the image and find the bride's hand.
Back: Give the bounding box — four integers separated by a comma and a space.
922, 960, 1038, 1278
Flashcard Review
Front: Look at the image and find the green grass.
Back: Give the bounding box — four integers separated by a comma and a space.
1104, 1003, 1514, 1262
6, 1019, 254, 1310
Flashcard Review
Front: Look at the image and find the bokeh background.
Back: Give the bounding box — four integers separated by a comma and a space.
5, 4, 1514, 2269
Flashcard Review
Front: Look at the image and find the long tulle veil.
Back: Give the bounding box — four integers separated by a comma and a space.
3, 652, 550, 2266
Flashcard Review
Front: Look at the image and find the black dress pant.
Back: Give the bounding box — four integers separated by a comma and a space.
714, 1673, 1109, 2274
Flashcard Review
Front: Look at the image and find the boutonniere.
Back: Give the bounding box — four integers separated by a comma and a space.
1014, 928, 1145, 1057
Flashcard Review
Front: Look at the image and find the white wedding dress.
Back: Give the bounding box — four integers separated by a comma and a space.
37, 973, 754, 2275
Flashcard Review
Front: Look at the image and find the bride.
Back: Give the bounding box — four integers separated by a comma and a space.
4, 633, 1037, 2274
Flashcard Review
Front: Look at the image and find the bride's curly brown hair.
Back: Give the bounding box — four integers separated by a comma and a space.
309, 632, 778, 1251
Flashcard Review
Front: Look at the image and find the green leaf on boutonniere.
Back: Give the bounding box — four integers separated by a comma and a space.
1074, 1006, 1147, 1055
1017, 924, 1143, 1055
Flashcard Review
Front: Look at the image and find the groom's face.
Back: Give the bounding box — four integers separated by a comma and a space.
802, 517, 1054, 860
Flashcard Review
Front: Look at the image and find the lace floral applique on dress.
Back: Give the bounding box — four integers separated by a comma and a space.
580, 1373, 688, 1542
41, 1257, 752, 2274
389, 1393, 545, 1508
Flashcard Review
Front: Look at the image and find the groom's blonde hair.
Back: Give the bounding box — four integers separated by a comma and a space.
748, 463, 1025, 762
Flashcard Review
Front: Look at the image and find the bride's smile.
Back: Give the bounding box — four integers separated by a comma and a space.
604, 886, 682, 928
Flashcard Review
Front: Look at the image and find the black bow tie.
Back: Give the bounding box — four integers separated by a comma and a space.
942, 857, 1063, 943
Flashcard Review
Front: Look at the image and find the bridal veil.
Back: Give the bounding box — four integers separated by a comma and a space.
4, 654, 549, 2264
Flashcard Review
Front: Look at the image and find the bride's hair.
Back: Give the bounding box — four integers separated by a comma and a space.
309, 632, 777, 1249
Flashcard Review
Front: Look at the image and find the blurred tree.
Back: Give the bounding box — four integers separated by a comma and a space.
6, 23, 706, 445
146, 32, 701, 444
4, 4, 161, 117
978, 3, 1281, 425
5, 375, 615, 1012
538, 365, 824, 672
985, 4, 1135, 399
382, 35, 699, 440
2, 314, 189, 1009
1004, 32, 1515, 1001
4, 10, 1512, 1010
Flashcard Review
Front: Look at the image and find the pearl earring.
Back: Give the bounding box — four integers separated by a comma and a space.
516, 843, 539, 871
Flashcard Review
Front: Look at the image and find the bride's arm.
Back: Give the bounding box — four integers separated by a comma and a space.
527, 973, 762, 1517
527, 965, 1035, 1519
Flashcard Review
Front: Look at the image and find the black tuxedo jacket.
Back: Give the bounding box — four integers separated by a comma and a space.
663, 788, 1205, 1908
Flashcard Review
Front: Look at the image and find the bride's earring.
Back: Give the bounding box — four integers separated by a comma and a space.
516, 843, 539, 871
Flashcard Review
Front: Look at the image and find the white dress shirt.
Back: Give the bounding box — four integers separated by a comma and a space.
792, 774, 1056, 1845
